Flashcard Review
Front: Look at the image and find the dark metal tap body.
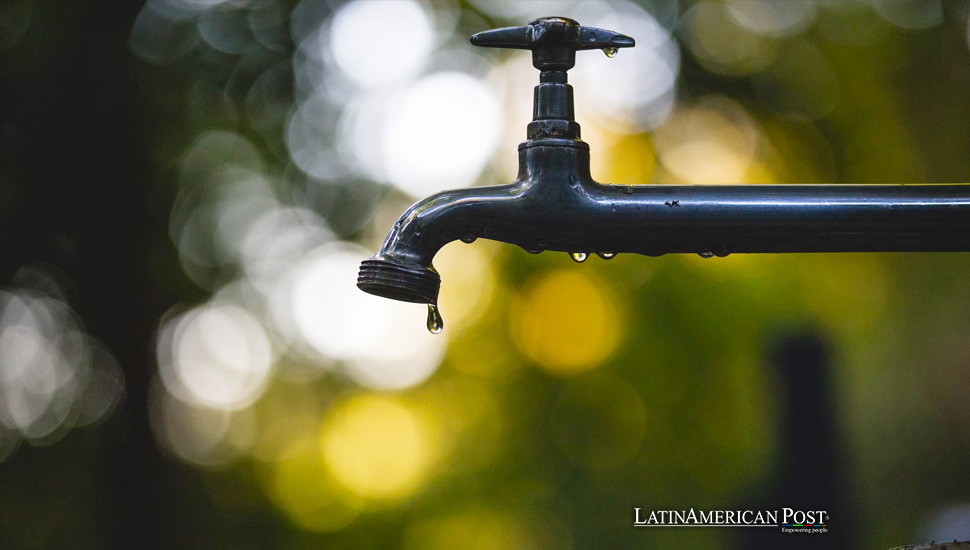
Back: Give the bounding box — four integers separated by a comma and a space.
357, 17, 970, 306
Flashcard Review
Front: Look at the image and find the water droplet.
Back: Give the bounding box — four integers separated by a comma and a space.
610, 203, 617, 213
603, 47, 618, 58
623, 186, 633, 195
697, 252, 714, 259
426, 304, 443, 334
597, 252, 616, 260
570, 252, 588, 263
460, 234, 477, 244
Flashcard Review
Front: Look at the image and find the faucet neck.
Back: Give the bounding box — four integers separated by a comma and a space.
527, 71, 581, 141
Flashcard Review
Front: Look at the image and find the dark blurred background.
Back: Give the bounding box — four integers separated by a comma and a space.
1, 0, 970, 548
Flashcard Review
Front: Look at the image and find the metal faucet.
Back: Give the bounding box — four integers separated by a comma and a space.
357, 17, 970, 330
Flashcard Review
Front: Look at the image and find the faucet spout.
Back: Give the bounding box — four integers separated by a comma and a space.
358, 139, 595, 305
357, 180, 522, 305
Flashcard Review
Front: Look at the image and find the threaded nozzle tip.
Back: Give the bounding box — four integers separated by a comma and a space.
357, 258, 440, 304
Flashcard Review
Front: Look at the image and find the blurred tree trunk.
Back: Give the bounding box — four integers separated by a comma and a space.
0, 1, 173, 548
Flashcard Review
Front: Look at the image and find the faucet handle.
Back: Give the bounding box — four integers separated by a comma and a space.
470, 17, 634, 72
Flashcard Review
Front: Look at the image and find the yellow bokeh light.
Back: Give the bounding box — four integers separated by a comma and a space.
653, 97, 763, 185
601, 133, 656, 185
510, 269, 622, 375
267, 438, 363, 533
320, 395, 435, 499
584, 119, 656, 186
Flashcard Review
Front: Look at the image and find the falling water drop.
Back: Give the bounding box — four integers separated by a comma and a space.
570, 252, 588, 263
460, 234, 477, 244
603, 47, 618, 58
697, 252, 714, 259
426, 303, 443, 334
597, 252, 616, 260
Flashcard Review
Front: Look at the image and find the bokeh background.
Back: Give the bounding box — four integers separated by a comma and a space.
1, 0, 970, 548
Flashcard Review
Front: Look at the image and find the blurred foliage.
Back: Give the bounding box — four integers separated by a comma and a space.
3, 0, 970, 549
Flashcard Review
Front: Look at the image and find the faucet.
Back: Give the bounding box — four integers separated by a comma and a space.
357, 17, 970, 332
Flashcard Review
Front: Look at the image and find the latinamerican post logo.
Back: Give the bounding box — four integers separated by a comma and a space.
633, 508, 829, 534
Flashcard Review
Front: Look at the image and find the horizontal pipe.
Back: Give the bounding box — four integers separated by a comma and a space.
360, 142, 970, 304
405, 144, 970, 258
376, 160, 970, 263
576, 183, 970, 256
368, 180, 970, 269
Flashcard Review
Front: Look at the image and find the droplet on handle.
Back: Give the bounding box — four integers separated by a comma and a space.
570, 252, 588, 263
597, 252, 616, 260
603, 47, 619, 58
426, 303, 443, 334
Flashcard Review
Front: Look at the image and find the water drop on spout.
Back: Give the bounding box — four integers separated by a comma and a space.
426, 304, 443, 334
697, 252, 714, 259
570, 252, 588, 263
603, 47, 618, 58
460, 234, 477, 244
597, 252, 616, 260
